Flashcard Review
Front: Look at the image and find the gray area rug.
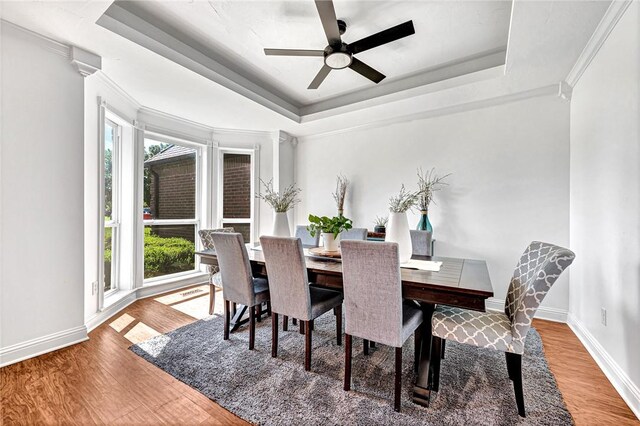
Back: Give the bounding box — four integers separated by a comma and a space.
131, 312, 573, 425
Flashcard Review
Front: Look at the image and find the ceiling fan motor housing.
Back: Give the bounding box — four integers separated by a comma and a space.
324, 43, 352, 69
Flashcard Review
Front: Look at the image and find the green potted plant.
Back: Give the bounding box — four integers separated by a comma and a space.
307, 214, 353, 252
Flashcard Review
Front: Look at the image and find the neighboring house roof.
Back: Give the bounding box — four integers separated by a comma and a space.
145, 144, 196, 166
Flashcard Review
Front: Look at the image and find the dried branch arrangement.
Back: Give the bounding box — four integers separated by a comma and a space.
417, 168, 450, 211
332, 174, 349, 213
257, 179, 301, 212
374, 216, 388, 227
388, 184, 420, 213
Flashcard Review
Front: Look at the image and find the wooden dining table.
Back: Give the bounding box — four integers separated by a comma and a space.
196, 244, 494, 406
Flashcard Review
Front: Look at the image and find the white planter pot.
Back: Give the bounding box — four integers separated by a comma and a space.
272, 212, 290, 237
386, 212, 412, 263
322, 232, 340, 252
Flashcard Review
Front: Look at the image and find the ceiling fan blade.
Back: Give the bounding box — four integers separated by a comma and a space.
348, 20, 415, 54
314, 0, 342, 45
264, 48, 324, 57
349, 58, 385, 83
308, 64, 332, 89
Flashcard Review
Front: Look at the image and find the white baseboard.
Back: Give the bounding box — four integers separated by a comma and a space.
0, 325, 88, 368
85, 290, 138, 333
567, 314, 640, 420
485, 297, 568, 323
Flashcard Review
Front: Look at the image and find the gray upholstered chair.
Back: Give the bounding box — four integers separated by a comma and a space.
295, 225, 320, 247
198, 227, 234, 315
430, 241, 575, 417
340, 240, 424, 412
211, 232, 270, 350
339, 227, 368, 241
259, 236, 343, 371
410, 230, 433, 256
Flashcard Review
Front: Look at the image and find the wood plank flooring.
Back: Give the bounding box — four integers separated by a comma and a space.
1, 285, 637, 425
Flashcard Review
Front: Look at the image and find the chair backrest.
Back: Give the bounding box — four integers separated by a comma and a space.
410, 230, 432, 256
294, 225, 320, 247
340, 227, 368, 241
211, 232, 255, 305
198, 227, 234, 250
505, 241, 575, 347
341, 240, 404, 347
259, 236, 312, 320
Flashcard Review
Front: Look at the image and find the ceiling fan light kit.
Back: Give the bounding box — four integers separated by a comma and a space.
263, 0, 415, 89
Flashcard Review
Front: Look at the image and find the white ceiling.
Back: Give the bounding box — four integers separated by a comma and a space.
0, 1, 612, 135
123, 1, 512, 106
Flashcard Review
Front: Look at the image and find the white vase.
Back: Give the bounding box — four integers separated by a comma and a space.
322, 232, 340, 251
386, 212, 412, 263
272, 212, 290, 237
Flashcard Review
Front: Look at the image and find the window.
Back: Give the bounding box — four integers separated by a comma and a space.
143, 139, 200, 279
219, 151, 254, 243
104, 119, 120, 294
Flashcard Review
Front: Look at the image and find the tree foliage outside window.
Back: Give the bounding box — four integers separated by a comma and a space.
143, 143, 169, 207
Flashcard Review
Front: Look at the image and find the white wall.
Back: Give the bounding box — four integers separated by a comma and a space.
0, 23, 87, 363
569, 3, 640, 416
296, 95, 571, 313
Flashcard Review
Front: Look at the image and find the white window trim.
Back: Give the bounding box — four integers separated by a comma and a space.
103, 118, 121, 298
142, 135, 203, 284
217, 147, 258, 242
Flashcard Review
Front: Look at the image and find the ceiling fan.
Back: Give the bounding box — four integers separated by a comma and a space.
263, 0, 415, 89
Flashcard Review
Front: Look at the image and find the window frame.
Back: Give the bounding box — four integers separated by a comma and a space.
142, 135, 203, 283
103, 118, 121, 297
217, 148, 256, 243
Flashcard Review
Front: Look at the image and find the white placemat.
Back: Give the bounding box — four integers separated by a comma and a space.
401, 259, 442, 272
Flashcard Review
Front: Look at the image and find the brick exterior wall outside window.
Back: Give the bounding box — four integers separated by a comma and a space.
223, 153, 252, 242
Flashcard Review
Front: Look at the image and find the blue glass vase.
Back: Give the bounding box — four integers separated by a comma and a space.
417, 210, 433, 233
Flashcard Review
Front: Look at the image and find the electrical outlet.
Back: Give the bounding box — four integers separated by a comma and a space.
92, 281, 98, 295
601, 307, 607, 326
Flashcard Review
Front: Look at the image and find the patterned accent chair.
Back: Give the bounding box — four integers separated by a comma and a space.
198, 227, 234, 315
211, 232, 270, 350
294, 225, 320, 247
341, 240, 424, 412
339, 227, 368, 241
410, 230, 433, 256
430, 241, 575, 417
259, 236, 343, 371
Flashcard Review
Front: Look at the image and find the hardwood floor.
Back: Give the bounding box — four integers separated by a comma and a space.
1, 286, 637, 425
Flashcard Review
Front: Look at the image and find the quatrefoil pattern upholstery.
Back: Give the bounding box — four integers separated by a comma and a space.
198, 228, 234, 286
432, 241, 575, 354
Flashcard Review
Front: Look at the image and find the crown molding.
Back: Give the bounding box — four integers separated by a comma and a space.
93, 72, 142, 110
565, 0, 633, 87
1, 19, 69, 58
70, 46, 101, 77
299, 83, 561, 141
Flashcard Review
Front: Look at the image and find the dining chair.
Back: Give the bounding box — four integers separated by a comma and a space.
410, 230, 433, 256
340, 240, 424, 412
339, 227, 368, 241
259, 236, 343, 371
211, 232, 270, 350
295, 225, 320, 247
429, 241, 575, 417
198, 227, 235, 315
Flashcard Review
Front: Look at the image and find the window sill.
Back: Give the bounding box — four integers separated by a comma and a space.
143, 271, 207, 288
104, 289, 136, 309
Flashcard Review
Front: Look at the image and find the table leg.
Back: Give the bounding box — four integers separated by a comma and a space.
230, 305, 249, 332
413, 302, 435, 407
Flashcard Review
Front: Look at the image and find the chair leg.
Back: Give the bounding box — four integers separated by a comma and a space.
363, 339, 369, 356
249, 306, 256, 350
283, 315, 289, 331
299, 320, 305, 334
256, 303, 262, 323
394, 347, 402, 412
506, 352, 526, 417
370, 342, 376, 348
223, 300, 230, 340
335, 305, 342, 346
232, 302, 237, 316
414, 326, 422, 374
271, 312, 279, 358
266, 301, 271, 316
209, 285, 216, 315
430, 336, 442, 392
344, 333, 352, 391
292, 318, 298, 326
304, 320, 313, 371
441, 339, 446, 360
309, 319, 315, 331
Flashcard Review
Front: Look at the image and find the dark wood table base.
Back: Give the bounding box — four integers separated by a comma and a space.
412, 302, 435, 406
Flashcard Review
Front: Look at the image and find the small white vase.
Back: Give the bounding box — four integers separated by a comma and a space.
386, 212, 412, 263
322, 232, 340, 251
272, 212, 290, 237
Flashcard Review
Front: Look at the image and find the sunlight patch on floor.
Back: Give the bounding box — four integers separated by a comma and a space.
109, 313, 136, 332
124, 322, 161, 345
